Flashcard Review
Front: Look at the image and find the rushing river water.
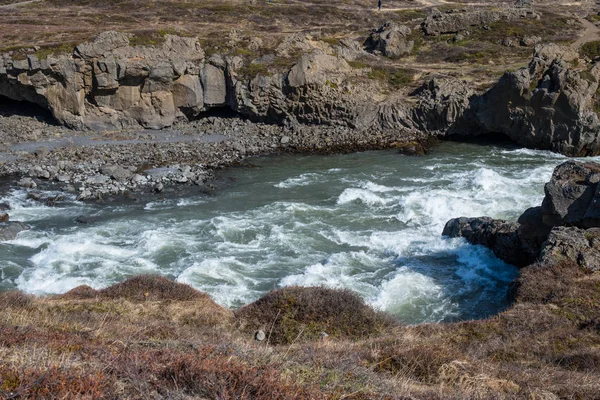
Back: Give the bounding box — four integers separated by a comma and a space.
0, 141, 589, 323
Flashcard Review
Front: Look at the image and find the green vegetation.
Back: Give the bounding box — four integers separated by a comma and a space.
367, 66, 414, 89
237, 62, 269, 78
34, 42, 77, 59
129, 28, 180, 47
580, 40, 600, 60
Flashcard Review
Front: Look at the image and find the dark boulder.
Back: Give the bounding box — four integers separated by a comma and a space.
442, 217, 534, 267
452, 44, 600, 156
541, 161, 600, 228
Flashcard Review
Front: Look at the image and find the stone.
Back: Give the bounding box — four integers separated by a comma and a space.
412, 77, 473, 133
202, 63, 227, 106
287, 52, 350, 88
442, 216, 530, 266
0, 222, 30, 241
422, 7, 539, 36
154, 183, 164, 193
520, 35, 541, 46
86, 175, 110, 185
540, 226, 600, 272
100, 164, 133, 182
254, 330, 266, 341
363, 22, 414, 58
451, 45, 600, 156
541, 161, 600, 228
17, 177, 36, 189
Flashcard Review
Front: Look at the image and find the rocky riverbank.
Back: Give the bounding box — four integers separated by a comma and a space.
444, 160, 600, 270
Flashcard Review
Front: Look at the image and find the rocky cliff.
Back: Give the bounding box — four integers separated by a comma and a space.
452, 44, 600, 156
0, 31, 421, 136
444, 161, 600, 270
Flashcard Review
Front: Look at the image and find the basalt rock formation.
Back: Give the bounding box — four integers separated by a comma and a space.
444, 161, 600, 269
453, 44, 600, 156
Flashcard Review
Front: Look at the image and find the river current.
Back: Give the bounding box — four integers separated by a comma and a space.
0, 141, 588, 323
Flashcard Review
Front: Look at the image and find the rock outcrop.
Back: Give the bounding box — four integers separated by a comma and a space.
0, 31, 423, 136
540, 226, 600, 272
422, 7, 539, 36
541, 161, 600, 228
411, 78, 474, 132
363, 22, 414, 58
444, 161, 600, 268
453, 44, 600, 156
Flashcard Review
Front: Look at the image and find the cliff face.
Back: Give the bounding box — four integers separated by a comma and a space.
452, 44, 600, 156
0, 31, 420, 134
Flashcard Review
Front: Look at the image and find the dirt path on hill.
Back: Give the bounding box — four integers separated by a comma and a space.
571, 17, 600, 49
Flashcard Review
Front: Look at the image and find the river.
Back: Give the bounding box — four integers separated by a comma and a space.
0, 141, 586, 323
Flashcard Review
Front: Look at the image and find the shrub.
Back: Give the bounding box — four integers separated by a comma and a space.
236, 286, 394, 345
0, 364, 112, 398
0, 291, 32, 308
159, 353, 320, 399
97, 275, 207, 302
366, 67, 414, 89
60, 285, 98, 300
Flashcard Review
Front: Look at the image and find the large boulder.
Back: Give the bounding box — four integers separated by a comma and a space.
363, 22, 414, 58
541, 161, 600, 228
442, 217, 535, 267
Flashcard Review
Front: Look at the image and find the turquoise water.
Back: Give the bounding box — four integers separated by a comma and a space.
0, 141, 582, 323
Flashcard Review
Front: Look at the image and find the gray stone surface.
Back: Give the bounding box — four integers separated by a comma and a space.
363, 22, 414, 58
0, 222, 30, 241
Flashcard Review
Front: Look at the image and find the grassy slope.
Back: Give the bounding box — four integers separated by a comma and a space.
1, 260, 599, 399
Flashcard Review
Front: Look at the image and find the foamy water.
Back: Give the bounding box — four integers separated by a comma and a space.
1, 142, 591, 323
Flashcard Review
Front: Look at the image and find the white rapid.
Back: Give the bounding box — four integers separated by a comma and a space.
1, 142, 590, 323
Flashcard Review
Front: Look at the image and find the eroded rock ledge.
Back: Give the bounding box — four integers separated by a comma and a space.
2, 28, 600, 158
444, 161, 600, 270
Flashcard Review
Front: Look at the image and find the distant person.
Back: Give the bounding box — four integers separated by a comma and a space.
378, 0, 382, 11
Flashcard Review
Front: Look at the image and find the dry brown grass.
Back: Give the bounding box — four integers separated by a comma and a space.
1, 259, 599, 399
236, 286, 395, 345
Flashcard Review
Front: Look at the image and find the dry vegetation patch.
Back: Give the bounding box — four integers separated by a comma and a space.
236, 286, 395, 345
1, 263, 600, 398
